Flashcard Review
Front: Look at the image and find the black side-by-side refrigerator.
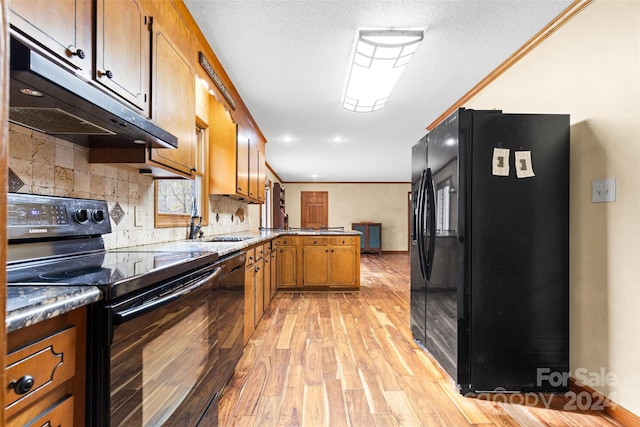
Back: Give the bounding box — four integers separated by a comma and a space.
410, 108, 569, 394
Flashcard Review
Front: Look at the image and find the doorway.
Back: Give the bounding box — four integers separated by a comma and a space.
301, 191, 328, 229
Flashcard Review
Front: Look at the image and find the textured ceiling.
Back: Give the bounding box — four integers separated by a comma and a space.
184, 0, 572, 183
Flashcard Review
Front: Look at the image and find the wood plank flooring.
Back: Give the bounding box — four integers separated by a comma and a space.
218, 253, 625, 426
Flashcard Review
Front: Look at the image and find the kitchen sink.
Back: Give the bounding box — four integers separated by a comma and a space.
205, 236, 254, 242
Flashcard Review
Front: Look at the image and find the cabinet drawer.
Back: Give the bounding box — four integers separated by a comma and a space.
245, 248, 256, 266
332, 237, 356, 246
5, 327, 76, 415
255, 244, 265, 260
276, 237, 296, 246
303, 237, 328, 246
7, 395, 75, 427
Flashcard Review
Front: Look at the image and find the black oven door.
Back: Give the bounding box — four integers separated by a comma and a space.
88, 261, 231, 427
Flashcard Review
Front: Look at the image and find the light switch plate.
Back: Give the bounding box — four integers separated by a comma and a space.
592, 178, 616, 203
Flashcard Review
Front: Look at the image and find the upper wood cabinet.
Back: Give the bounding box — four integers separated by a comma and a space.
209, 97, 239, 195
236, 126, 250, 198
95, 0, 150, 115
9, 0, 92, 75
249, 138, 265, 202
208, 98, 264, 203
148, 23, 196, 176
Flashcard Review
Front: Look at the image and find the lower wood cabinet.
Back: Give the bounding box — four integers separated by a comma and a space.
244, 243, 274, 345
275, 235, 360, 291
5, 308, 86, 427
275, 237, 298, 289
302, 236, 359, 289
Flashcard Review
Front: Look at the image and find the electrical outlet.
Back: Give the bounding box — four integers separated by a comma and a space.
134, 205, 144, 227
592, 178, 616, 203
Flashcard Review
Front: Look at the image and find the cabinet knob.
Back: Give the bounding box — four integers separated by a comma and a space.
70, 48, 86, 59
10, 375, 35, 395
101, 70, 114, 79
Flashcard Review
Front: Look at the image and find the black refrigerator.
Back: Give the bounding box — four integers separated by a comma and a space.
410, 108, 569, 394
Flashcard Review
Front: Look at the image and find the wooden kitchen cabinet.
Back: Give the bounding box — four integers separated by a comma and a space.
209, 101, 266, 203
329, 237, 360, 288
147, 21, 196, 176
269, 242, 277, 300
352, 222, 382, 254
244, 245, 265, 344
89, 10, 198, 179
263, 242, 273, 311
5, 308, 86, 427
236, 126, 250, 198
275, 237, 299, 289
208, 99, 244, 198
249, 137, 265, 202
95, 0, 150, 115
9, 0, 92, 75
302, 238, 330, 286
302, 236, 360, 289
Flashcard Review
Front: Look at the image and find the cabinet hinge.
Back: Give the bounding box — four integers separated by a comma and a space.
147, 16, 153, 32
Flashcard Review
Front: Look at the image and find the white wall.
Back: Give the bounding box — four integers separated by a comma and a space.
282, 182, 410, 252
464, 0, 639, 414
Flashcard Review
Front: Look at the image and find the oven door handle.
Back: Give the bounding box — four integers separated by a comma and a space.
113, 266, 223, 324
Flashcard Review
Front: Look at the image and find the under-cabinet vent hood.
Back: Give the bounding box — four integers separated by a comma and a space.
8, 34, 178, 149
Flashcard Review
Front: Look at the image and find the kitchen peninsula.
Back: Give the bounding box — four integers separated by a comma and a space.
6, 228, 359, 426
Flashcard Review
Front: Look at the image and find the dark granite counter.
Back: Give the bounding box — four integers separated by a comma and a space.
6, 229, 360, 332
195, 229, 361, 257
7, 285, 101, 333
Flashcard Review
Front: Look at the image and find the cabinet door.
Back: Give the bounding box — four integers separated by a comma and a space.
244, 265, 255, 345
254, 259, 264, 326
276, 246, 297, 288
95, 0, 150, 114
248, 138, 260, 201
303, 246, 330, 286
10, 0, 91, 74
149, 26, 196, 176
330, 246, 358, 287
263, 248, 272, 311
209, 99, 239, 195
369, 224, 382, 252
258, 144, 266, 203
270, 250, 277, 298
236, 127, 250, 197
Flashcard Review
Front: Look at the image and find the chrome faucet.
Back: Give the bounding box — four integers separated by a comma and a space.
188, 197, 202, 240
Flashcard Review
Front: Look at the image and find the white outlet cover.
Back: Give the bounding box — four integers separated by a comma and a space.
592, 178, 616, 203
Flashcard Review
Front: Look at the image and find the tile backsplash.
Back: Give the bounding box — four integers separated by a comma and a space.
8, 123, 256, 249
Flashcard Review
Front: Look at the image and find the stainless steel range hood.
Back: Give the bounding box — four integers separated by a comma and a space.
9, 34, 178, 149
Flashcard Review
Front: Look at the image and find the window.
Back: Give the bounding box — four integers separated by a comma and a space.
155, 126, 207, 227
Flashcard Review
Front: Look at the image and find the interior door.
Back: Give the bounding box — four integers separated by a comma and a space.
301, 191, 328, 229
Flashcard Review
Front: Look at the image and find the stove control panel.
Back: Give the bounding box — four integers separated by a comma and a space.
7, 193, 112, 241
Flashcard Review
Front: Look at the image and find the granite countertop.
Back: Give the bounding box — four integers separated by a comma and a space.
6, 285, 101, 333
6, 229, 360, 332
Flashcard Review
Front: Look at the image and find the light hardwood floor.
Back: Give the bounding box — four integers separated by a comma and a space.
218, 253, 625, 426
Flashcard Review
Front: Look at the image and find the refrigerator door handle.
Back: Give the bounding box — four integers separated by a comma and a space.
426, 168, 436, 280
417, 170, 427, 280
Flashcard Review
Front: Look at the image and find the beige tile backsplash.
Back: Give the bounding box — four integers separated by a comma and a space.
8, 123, 254, 249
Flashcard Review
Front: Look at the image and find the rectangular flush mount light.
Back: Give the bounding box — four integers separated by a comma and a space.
343, 29, 423, 113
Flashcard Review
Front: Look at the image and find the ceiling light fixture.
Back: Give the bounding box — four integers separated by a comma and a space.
342, 29, 423, 113
331, 136, 344, 143
282, 136, 294, 142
